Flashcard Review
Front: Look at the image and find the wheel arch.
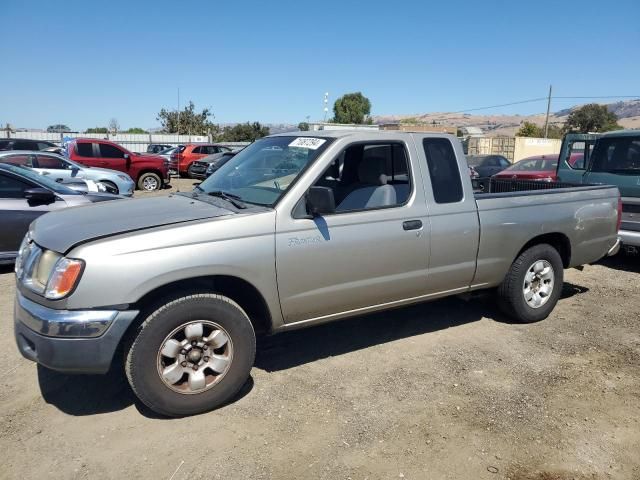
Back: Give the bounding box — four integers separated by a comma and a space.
516, 232, 571, 268
127, 275, 273, 337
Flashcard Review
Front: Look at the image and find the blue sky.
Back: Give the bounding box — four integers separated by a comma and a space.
1, 0, 639, 130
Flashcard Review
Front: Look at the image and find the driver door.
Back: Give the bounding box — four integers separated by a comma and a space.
33, 154, 73, 183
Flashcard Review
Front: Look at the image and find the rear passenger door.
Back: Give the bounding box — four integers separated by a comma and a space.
414, 135, 480, 292
275, 139, 431, 324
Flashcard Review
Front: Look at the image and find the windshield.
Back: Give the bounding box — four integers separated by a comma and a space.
197, 136, 332, 206
507, 157, 557, 172
8, 164, 81, 194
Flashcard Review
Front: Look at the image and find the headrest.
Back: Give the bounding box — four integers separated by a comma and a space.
358, 155, 388, 185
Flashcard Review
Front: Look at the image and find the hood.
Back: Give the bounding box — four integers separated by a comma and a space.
32, 194, 235, 253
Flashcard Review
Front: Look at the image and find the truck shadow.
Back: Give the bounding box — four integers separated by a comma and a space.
597, 251, 640, 274
37, 282, 590, 417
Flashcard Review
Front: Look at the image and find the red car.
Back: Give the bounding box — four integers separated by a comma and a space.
171, 144, 232, 177
493, 153, 583, 182
67, 139, 170, 191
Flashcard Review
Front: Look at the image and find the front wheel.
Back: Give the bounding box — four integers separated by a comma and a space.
497, 243, 564, 323
125, 294, 256, 417
137, 172, 162, 191
100, 180, 119, 194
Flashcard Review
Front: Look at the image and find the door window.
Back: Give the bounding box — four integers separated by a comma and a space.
99, 143, 125, 158
192, 146, 202, 154
37, 142, 54, 150
36, 154, 67, 169
0, 173, 29, 198
422, 138, 463, 204
591, 137, 640, 173
12, 141, 35, 150
1, 154, 33, 166
76, 143, 94, 157
310, 142, 412, 213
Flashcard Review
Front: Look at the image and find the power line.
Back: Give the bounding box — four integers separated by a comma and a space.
449, 97, 547, 114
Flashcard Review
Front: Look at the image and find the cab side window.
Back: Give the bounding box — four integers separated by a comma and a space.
99, 144, 125, 158
76, 143, 94, 157
311, 142, 412, 213
591, 137, 640, 173
423, 138, 463, 204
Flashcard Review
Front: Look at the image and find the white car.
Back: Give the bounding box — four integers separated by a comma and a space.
0, 151, 135, 196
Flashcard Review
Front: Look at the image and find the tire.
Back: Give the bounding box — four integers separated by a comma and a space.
125, 294, 256, 417
100, 180, 119, 194
187, 164, 197, 179
137, 172, 162, 191
497, 243, 564, 323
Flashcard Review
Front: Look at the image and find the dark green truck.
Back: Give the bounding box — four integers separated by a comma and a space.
557, 130, 640, 252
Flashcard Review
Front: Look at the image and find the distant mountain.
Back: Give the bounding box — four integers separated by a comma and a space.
373, 99, 640, 137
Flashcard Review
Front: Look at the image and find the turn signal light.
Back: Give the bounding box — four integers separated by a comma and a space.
45, 258, 84, 299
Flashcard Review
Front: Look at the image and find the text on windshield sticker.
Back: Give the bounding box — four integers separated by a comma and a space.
289, 137, 326, 150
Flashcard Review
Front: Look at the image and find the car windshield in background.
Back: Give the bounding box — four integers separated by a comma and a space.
198, 136, 332, 206
507, 157, 557, 171
466, 155, 484, 167
7, 164, 81, 195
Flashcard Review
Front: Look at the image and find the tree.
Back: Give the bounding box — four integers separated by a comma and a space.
331, 92, 371, 124
516, 121, 542, 137
217, 122, 270, 142
516, 121, 563, 139
125, 127, 148, 134
46, 124, 70, 133
564, 103, 622, 133
297, 122, 309, 131
85, 127, 109, 134
109, 118, 120, 134
157, 101, 217, 135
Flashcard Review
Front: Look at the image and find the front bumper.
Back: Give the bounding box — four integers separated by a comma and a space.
14, 292, 139, 374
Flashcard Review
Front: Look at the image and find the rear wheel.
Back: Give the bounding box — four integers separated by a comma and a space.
125, 294, 256, 417
497, 243, 563, 323
187, 164, 197, 179
137, 172, 162, 191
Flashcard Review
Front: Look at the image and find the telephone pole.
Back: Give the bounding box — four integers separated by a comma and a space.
543, 84, 552, 138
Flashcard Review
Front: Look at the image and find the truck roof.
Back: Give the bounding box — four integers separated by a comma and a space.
599, 129, 640, 138
268, 130, 457, 140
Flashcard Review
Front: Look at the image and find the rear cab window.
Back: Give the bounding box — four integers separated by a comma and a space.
591, 136, 640, 174
422, 138, 463, 203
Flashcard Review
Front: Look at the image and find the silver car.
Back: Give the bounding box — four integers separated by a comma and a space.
0, 151, 135, 196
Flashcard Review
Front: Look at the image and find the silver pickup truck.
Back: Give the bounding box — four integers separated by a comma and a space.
14, 131, 621, 416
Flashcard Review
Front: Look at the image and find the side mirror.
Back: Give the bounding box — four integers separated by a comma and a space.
24, 187, 56, 205
71, 166, 80, 176
306, 186, 335, 216
124, 154, 131, 169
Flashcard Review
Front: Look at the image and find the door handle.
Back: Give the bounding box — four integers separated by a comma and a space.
402, 220, 422, 231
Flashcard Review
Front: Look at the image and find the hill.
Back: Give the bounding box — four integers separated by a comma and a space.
373, 99, 640, 136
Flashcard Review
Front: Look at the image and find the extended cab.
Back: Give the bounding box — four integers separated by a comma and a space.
67, 139, 170, 191
14, 131, 621, 417
557, 130, 640, 251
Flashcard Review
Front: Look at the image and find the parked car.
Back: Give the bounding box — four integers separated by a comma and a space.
0, 151, 135, 196
188, 151, 238, 179
13, 131, 620, 417
162, 145, 185, 173
557, 130, 640, 251
492, 154, 559, 181
172, 144, 232, 177
0, 163, 122, 264
466, 154, 511, 178
66, 138, 170, 191
147, 144, 173, 154
0, 138, 57, 151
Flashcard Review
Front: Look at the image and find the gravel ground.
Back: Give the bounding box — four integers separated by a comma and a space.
1, 180, 639, 479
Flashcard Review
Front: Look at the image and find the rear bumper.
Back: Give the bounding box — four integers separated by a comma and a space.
619, 229, 640, 247
14, 292, 139, 374
607, 237, 621, 256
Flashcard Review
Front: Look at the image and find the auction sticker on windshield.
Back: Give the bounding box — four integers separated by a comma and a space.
289, 137, 326, 150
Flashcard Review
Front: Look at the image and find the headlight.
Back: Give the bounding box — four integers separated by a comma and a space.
44, 258, 84, 299
17, 239, 84, 299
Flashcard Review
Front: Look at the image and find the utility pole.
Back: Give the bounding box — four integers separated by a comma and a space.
543, 84, 552, 138
177, 87, 180, 136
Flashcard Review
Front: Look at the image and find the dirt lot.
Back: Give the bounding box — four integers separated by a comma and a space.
1, 179, 639, 479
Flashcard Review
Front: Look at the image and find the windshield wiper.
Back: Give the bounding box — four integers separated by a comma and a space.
207, 190, 247, 209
